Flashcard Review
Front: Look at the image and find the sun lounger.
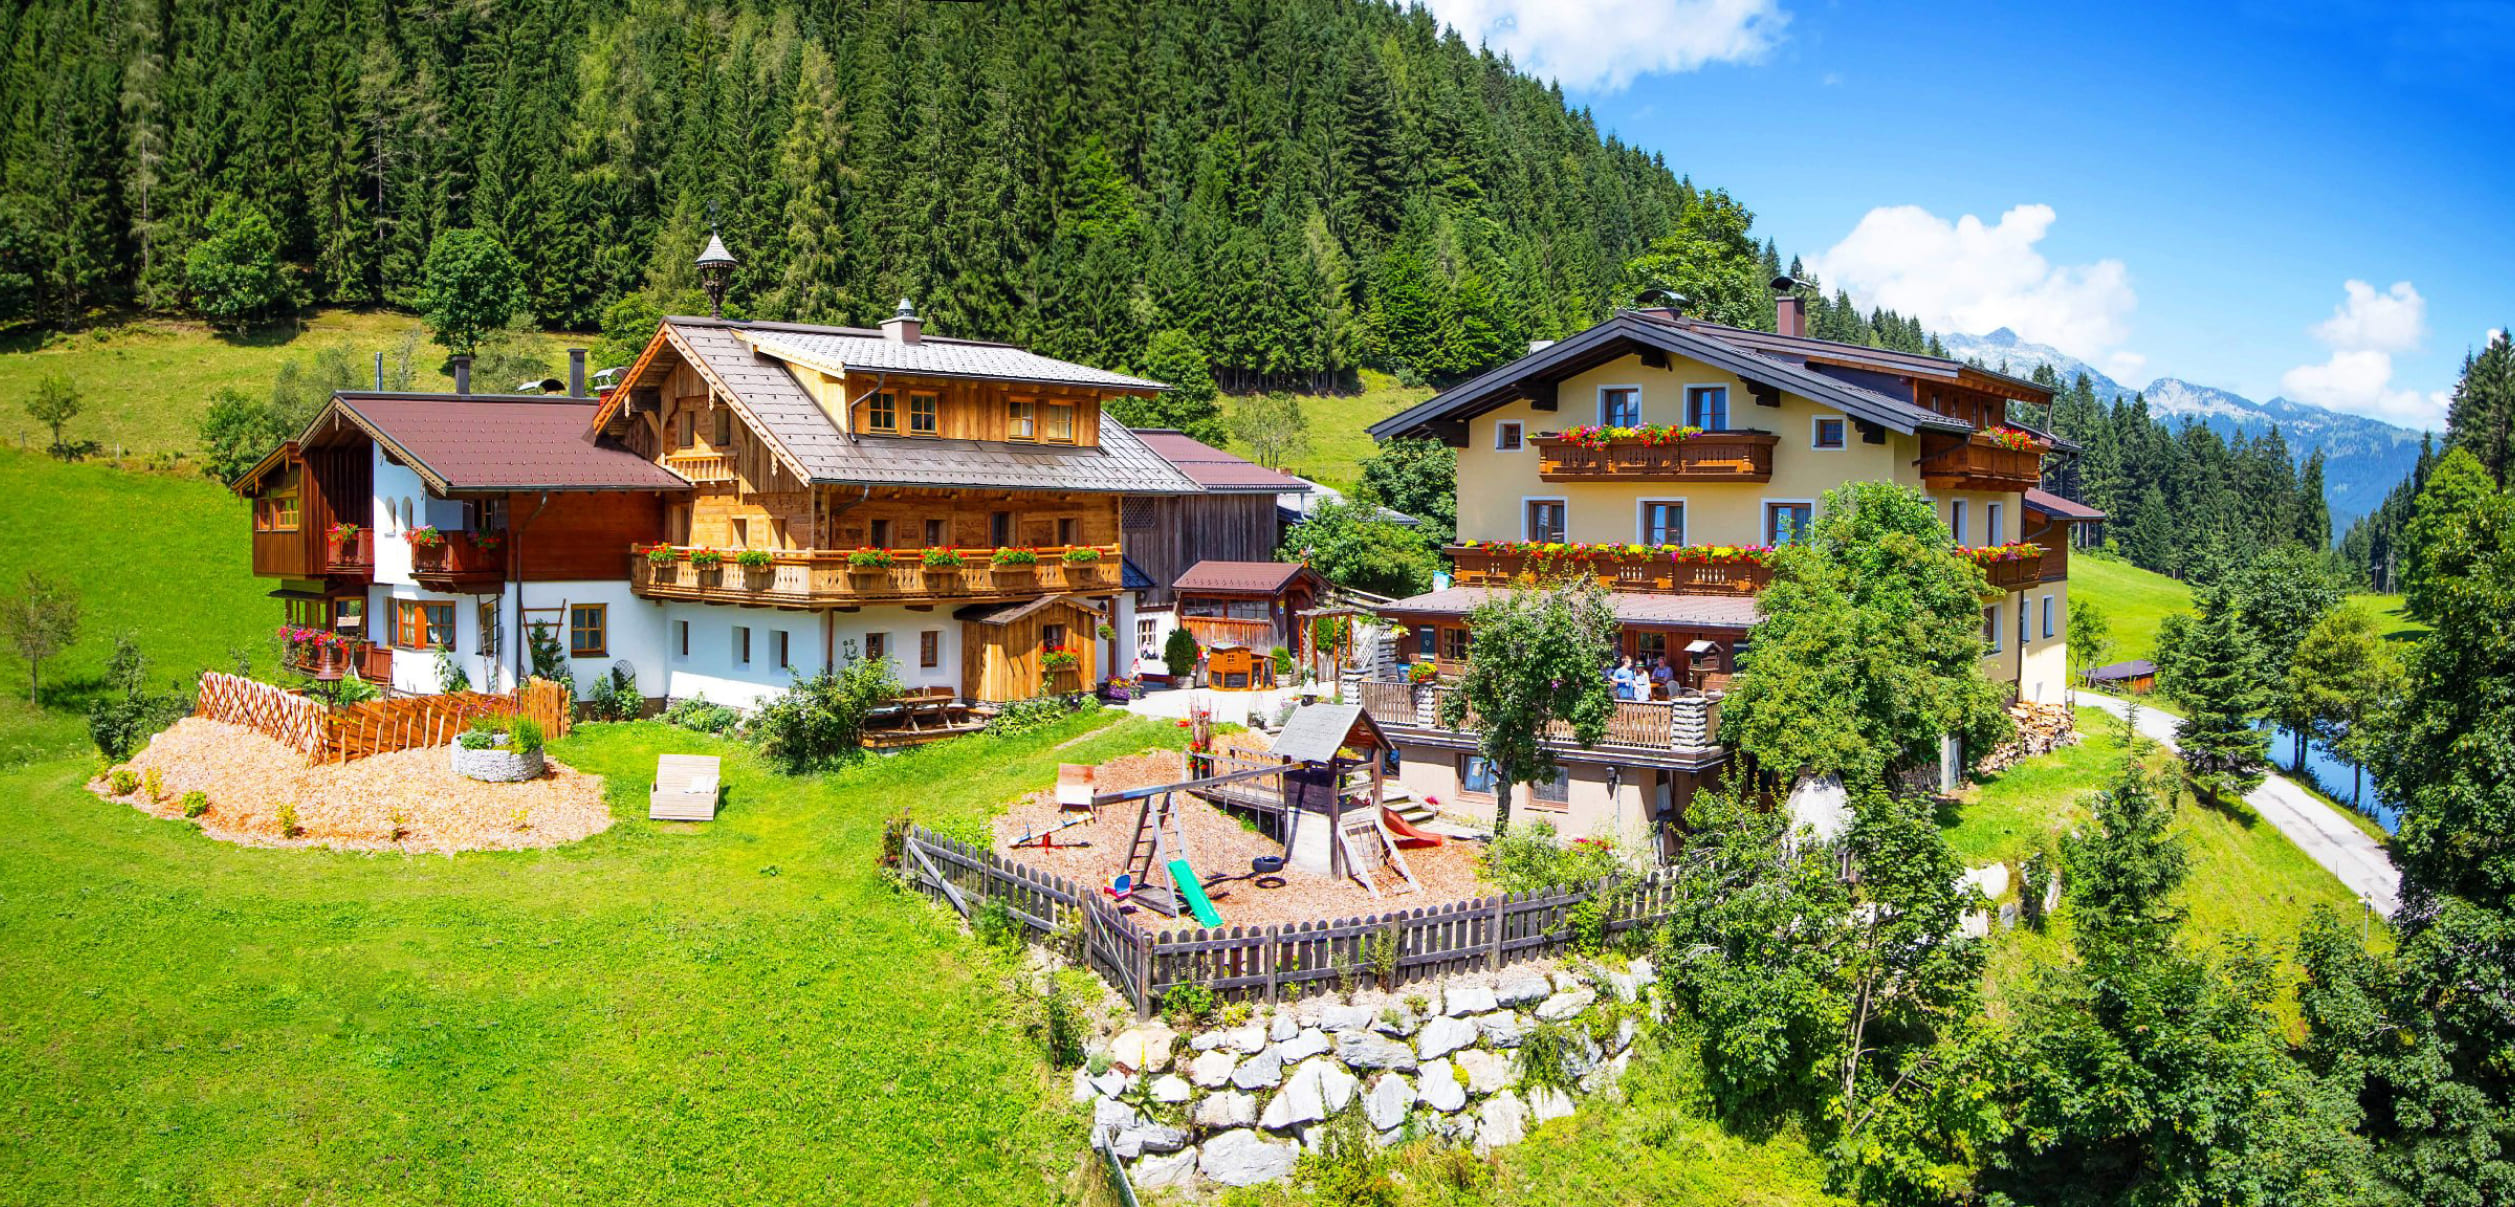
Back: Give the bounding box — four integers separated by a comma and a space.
1056, 763, 1097, 812
650, 754, 722, 821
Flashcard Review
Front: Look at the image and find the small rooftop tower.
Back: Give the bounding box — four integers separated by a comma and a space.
696, 231, 737, 319
881, 297, 922, 345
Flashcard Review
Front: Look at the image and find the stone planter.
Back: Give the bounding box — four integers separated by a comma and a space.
450, 737, 546, 783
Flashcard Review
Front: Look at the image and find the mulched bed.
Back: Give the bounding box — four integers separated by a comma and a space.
92, 717, 614, 854
990, 736, 1491, 935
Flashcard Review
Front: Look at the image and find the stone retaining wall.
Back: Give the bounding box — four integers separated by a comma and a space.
1075, 958, 1653, 1192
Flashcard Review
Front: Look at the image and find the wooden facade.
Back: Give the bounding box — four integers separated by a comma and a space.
1123, 492, 1285, 608
963, 597, 1103, 701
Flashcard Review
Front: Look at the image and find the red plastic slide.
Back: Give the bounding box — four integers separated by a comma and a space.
1381, 805, 1446, 848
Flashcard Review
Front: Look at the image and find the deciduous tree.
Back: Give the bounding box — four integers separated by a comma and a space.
1277, 495, 1437, 599
23, 374, 82, 459
417, 228, 531, 356
0, 571, 81, 703
1438, 579, 1616, 834
183, 196, 293, 330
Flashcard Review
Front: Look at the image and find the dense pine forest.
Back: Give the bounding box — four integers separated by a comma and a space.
0, 0, 1750, 389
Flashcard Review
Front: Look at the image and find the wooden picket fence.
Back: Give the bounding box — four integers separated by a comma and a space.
901, 827, 1678, 1018
194, 672, 326, 754
192, 672, 573, 764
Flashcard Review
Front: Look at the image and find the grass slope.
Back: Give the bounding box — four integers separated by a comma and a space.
0, 311, 587, 462
0, 448, 274, 763
1225, 370, 1431, 492
0, 711, 1191, 1206
2069, 552, 2422, 664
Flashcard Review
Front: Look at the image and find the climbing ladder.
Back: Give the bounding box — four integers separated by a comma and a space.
1335, 802, 1419, 899
1121, 789, 1193, 917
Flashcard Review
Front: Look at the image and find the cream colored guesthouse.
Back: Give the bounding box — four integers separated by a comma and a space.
1362, 295, 2097, 845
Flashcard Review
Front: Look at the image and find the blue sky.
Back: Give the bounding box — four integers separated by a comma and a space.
1421, 0, 2514, 430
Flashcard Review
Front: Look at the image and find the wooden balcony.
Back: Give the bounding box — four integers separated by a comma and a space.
409, 531, 506, 587
662, 451, 737, 483
1967, 547, 2048, 592
1920, 429, 2046, 492
324, 527, 373, 576
1448, 545, 1771, 596
1532, 431, 1777, 483
629, 545, 1125, 607
1180, 616, 1282, 652
1354, 680, 1722, 755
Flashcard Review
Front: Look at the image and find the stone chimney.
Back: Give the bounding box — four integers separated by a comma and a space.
1771, 275, 1805, 338
567, 348, 587, 398
452, 355, 472, 395
881, 298, 922, 345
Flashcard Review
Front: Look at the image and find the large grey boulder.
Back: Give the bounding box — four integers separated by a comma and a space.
1093, 1097, 1139, 1134
1269, 1012, 1300, 1042
1089, 1068, 1131, 1098
1494, 970, 1551, 1007
1416, 1014, 1479, 1061
1134, 1147, 1199, 1191
1364, 1073, 1413, 1132
1417, 1057, 1468, 1113
1190, 1029, 1229, 1052
1336, 1029, 1418, 1072
1475, 1091, 1527, 1151
1528, 1085, 1575, 1123
1536, 987, 1596, 1021
1219, 1024, 1268, 1055
1110, 1025, 1177, 1072
1475, 1010, 1530, 1047
1188, 1049, 1239, 1088
1455, 1048, 1512, 1094
1231, 1045, 1285, 1090
1194, 1090, 1258, 1129
1200, 1129, 1298, 1187
1112, 1121, 1190, 1158
1371, 1008, 1421, 1038
1443, 981, 1499, 1016
1150, 1074, 1193, 1103
1271, 1027, 1331, 1065
1319, 1003, 1376, 1032
1259, 1058, 1356, 1130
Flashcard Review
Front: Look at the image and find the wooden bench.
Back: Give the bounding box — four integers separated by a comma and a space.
650, 754, 722, 821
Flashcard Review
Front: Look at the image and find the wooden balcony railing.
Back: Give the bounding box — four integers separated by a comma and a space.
1965, 548, 2046, 592
630, 545, 1125, 607
324, 527, 373, 575
663, 452, 737, 483
1180, 616, 1281, 652
1532, 431, 1778, 483
1447, 545, 1771, 596
409, 531, 506, 583
1919, 429, 2046, 491
1354, 679, 1722, 753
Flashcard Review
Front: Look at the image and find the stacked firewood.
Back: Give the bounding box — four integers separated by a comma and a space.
1974, 701, 2080, 775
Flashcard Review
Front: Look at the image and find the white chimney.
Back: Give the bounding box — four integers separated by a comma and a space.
881, 298, 922, 345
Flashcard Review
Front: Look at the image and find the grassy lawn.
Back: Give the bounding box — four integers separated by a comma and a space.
1946, 704, 2385, 1025
0, 709, 1197, 1206
0, 310, 588, 462
0, 448, 275, 764
2071, 552, 2425, 665
1225, 370, 1431, 492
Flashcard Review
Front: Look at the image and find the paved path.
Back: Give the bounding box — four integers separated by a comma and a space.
2079, 694, 2400, 916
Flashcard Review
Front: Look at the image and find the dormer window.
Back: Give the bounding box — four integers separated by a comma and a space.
1044, 401, 1076, 443
866, 391, 898, 433
1008, 400, 1036, 441
255, 466, 301, 532
909, 393, 938, 435
713, 408, 732, 446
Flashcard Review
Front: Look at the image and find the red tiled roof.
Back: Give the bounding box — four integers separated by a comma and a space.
2024, 488, 2105, 521
1134, 430, 1309, 492
1173, 560, 1320, 596
336, 395, 693, 493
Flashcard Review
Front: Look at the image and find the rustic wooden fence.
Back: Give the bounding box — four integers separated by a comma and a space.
193, 672, 573, 764
901, 826, 1678, 1017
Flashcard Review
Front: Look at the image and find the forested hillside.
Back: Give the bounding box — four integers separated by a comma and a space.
0, 0, 1740, 388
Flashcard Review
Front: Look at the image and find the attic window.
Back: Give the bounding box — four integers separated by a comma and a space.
1044, 401, 1075, 443
713, 408, 732, 446
1008, 400, 1036, 441
909, 393, 938, 435
867, 391, 898, 433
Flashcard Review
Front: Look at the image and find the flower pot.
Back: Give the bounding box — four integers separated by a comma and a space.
449, 737, 546, 783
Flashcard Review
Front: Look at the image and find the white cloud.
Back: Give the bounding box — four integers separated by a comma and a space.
1419, 0, 1786, 93
1807, 203, 2139, 363
2278, 280, 2448, 428
2102, 351, 2149, 383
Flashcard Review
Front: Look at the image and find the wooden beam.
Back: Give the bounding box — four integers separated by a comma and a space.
1747, 381, 1781, 408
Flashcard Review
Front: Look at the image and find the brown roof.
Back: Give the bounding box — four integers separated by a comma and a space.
1134, 430, 1309, 493
1173, 560, 1323, 597
334, 394, 692, 494
2024, 488, 2106, 521
1379, 586, 1759, 631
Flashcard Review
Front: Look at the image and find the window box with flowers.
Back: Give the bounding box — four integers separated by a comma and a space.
1040, 645, 1081, 674
644, 545, 681, 566
733, 547, 775, 586
405, 525, 445, 548
1553, 423, 1707, 449
1982, 426, 2045, 453
991, 547, 1039, 583
1060, 546, 1103, 564
846, 548, 895, 571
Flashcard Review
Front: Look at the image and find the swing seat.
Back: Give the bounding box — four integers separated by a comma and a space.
1103, 872, 1134, 902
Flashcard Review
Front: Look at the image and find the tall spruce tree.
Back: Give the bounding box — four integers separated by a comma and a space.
2162, 586, 2271, 804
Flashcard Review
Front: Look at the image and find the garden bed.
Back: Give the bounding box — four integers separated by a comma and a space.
990, 741, 1489, 933
91, 718, 613, 853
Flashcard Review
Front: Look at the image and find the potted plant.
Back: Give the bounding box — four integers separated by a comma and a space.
406, 525, 444, 547
450, 714, 547, 783
1040, 644, 1081, 674
991, 546, 1038, 583
1061, 546, 1103, 564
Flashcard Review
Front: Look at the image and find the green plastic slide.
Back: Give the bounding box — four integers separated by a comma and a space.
1169, 859, 1222, 927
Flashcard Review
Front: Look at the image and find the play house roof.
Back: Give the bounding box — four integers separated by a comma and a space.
1270, 702, 1388, 763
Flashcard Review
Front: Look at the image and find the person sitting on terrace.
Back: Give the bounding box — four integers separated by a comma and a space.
1650, 656, 1677, 698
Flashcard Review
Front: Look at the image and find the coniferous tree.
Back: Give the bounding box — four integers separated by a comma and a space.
2445, 330, 2515, 488
2162, 586, 2271, 804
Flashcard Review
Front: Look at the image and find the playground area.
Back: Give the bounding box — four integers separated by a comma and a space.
988, 722, 1488, 932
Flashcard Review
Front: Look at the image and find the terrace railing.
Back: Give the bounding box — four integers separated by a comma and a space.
1532, 430, 1777, 483
1919, 429, 2046, 491
631, 545, 1124, 607
1447, 545, 1770, 596
1352, 679, 1720, 753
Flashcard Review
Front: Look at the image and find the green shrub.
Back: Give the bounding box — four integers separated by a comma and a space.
1478, 823, 1623, 894
1159, 982, 1218, 1028
1038, 978, 1086, 1069
1270, 644, 1295, 677
108, 767, 139, 795
1515, 1019, 1583, 1097
433, 646, 470, 693
984, 693, 1096, 737
586, 666, 642, 721
86, 633, 192, 762
181, 790, 209, 818
274, 801, 301, 838
753, 655, 900, 774
525, 621, 574, 694
973, 897, 1023, 949
509, 715, 544, 756
1162, 627, 1200, 678
1293, 1100, 1398, 1207
143, 768, 162, 802
661, 694, 743, 735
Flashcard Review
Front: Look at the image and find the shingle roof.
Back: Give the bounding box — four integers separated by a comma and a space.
662, 319, 1200, 495
1642, 313, 2054, 398
1135, 430, 1310, 492
331, 394, 691, 493
1369, 313, 1969, 443
1270, 703, 1387, 762
1173, 560, 1321, 596
1378, 586, 1760, 630
736, 323, 1167, 391
2089, 659, 2156, 681
2024, 488, 2106, 521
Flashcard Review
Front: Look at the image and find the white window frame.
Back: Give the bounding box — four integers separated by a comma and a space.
1810, 414, 1848, 451
1636, 498, 1687, 546
1949, 499, 1968, 545
1596, 384, 1644, 428
1762, 497, 1817, 546
1493, 420, 1523, 451
1522, 496, 1569, 543
1984, 605, 2002, 653
1684, 383, 1731, 431
1987, 501, 2004, 546
2041, 593, 2057, 640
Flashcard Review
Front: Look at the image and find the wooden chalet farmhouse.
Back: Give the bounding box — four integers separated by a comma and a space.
1360, 286, 2103, 846
238, 301, 1204, 708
